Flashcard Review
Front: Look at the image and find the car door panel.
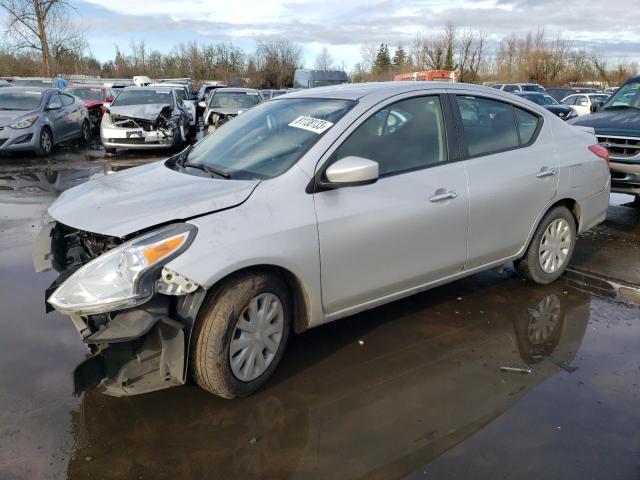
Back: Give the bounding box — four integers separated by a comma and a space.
315, 165, 469, 314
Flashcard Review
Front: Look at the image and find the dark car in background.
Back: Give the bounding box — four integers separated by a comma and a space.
65, 84, 115, 132
569, 75, 640, 199
515, 92, 578, 121
546, 87, 598, 102
196, 83, 227, 118
0, 87, 90, 155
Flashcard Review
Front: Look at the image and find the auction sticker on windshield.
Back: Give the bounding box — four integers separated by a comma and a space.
288, 116, 334, 134
25, 91, 42, 95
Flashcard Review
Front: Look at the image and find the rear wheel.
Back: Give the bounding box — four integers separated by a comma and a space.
515, 206, 576, 284
190, 272, 291, 398
171, 123, 184, 152
35, 127, 53, 156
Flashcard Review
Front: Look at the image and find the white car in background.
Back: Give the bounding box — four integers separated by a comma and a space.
150, 83, 197, 136
561, 93, 610, 116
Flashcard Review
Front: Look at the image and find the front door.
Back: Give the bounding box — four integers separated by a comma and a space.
314, 95, 469, 316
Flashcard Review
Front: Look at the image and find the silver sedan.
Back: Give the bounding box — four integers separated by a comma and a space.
0, 87, 90, 155
40, 82, 610, 399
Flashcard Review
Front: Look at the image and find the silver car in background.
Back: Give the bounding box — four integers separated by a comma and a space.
200, 87, 263, 133
37, 82, 610, 399
100, 87, 190, 154
0, 87, 90, 155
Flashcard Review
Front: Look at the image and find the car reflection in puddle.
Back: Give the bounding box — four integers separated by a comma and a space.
66, 276, 590, 480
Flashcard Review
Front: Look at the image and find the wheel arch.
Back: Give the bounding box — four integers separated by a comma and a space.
201, 264, 312, 335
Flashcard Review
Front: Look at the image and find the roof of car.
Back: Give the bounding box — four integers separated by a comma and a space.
1, 86, 53, 93
124, 86, 173, 91
68, 84, 105, 89
283, 81, 508, 101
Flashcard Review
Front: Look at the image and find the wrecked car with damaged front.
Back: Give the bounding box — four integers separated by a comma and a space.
35, 83, 609, 400
200, 87, 263, 133
100, 87, 189, 154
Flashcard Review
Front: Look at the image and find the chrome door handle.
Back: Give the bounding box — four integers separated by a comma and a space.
536, 167, 558, 178
429, 189, 457, 202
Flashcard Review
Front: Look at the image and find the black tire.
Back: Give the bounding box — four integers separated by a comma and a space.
632, 196, 640, 208
515, 206, 576, 284
189, 124, 197, 138
80, 119, 91, 144
105, 147, 116, 155
171, 123, 184, 152
190, 271, 291, 399
35, 127, 53, 156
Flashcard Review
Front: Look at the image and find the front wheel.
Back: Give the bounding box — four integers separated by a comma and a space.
35, 127, 53, 156
515, 206, 576, 284
190, 272, 291, 398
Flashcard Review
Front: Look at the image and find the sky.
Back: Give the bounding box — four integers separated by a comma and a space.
70, 0, 640, 69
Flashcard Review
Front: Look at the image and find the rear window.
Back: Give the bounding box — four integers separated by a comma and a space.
0, 90, 43, 110
210, 91, 261, 109
66, 88, 103, 102
515, 108, 540, 144
112, 89, 173, 106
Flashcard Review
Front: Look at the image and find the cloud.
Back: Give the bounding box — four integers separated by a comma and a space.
75, 0, 640, 66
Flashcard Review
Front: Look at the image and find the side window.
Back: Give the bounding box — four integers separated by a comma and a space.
562, 96, 575, 105
60, 93, 74, 106
577, 96, 590, 106
456, 96, 519, 156
514, 108, 540, 145
47, 93, 61, 108
503, 85, 518, 92
335, 96, 448, 176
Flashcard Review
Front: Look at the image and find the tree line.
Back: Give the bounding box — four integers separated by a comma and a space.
0, 1, 636, 88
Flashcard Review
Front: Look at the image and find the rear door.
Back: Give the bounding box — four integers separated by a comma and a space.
60, 93, 81, 138
314, 94, 469, 316
451, 93, 558, 268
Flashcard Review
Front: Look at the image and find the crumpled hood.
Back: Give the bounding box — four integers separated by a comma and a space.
568, 109, 640, 137
48, 161, 260, 237
108, 103, 171, 121
82, 99, 103, 109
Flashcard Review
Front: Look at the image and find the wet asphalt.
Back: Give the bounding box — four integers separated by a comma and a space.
0, 139, 638, 480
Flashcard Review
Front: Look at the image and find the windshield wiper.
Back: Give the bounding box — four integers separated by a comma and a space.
183, 161, 231, 179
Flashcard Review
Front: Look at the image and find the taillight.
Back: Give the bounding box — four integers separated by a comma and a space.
589, 144, 610, 167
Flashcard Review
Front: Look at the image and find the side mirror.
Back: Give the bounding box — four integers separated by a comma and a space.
322, 156, 379, 188
198, 101, 207, 109
591, 101, 604, 113
106, 97, 114, 103
47, 101, 62, 110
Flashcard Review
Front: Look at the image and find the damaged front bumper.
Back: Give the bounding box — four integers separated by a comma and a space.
101, 125, 175, 149
34, 223, 205, 397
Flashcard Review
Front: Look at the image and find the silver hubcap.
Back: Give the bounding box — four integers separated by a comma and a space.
229, 293, 284, 382
539, 218, 572, 273
41, 131, 51, 152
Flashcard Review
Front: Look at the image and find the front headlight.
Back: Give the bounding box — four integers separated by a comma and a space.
48, 224, 196, 315
567, 108, 578, 119
9, 115, 38, 129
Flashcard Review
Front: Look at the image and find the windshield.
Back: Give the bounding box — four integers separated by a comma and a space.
0, 91, 43, 110
522, 94, 558, 106
185, 98, 355, 179
112, 89, 173, 106
66, 87, 103, 102
210, 91, 261, 109
604, 80, 640, 109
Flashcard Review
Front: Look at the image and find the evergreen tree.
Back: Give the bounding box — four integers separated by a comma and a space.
374, 43, 391, 70
392, 46, 407, 68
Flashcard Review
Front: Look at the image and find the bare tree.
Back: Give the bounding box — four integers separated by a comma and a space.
0, 0, 81, 75
252, 39, 302, 88
458, 30, 485, 83
314, 46, 335, 70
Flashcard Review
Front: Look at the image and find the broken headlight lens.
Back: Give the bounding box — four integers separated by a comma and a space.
48, 224, 196, 315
